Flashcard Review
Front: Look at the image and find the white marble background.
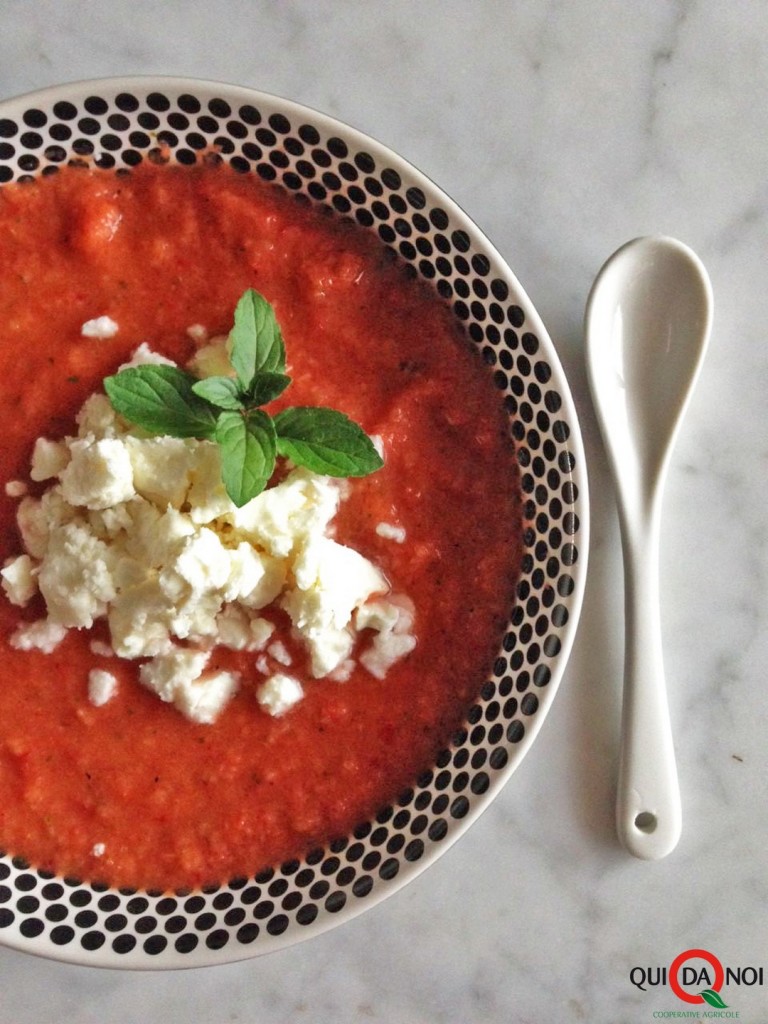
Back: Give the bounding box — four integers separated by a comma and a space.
1, 2, 766, 1021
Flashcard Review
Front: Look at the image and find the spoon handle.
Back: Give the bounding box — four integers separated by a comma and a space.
617, 508, 682, 860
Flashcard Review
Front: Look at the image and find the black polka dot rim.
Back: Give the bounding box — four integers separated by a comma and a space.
0, 77, 589, 968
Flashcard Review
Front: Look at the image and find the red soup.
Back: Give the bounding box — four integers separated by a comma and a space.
0, 162, 522, 891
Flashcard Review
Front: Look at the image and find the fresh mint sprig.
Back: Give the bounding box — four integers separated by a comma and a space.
104, 289, 383, 507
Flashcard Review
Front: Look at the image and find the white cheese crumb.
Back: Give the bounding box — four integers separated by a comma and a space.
187, 337, 231, 378
37, 522, 116, 628
283, 536, 385, 676
30, 438, 70, 481
186, 323, 208, 342
356, 599, 401, 634
357, 597, 417, 680
59, 438, 135, 510
267, 640, 292, 666
81, 315, 119, 339
214, 605, 252, 651
88, 668, 118, 707
92, 843, 106, 857
10, 618, 67, 654
375, 521, 406, 543
360, 631, 417, 680
175, 670, 240, 725
1, 554, 38, 606
4, 480, 28, 498
329, 658, 355, 683
118, 343, 176, 370
138, 647, 210, 703
16, 497, 51, 559
257, 673, 304, 716
249, 617, 275, 650
138, 648, 239, 724
76, 394, 122, 439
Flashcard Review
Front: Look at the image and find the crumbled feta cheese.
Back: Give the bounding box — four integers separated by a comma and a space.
30, 438, 70, 482
59, 438, 135, 510
10, 618, 67, 653
108, 577, 175, 659
16, 496, 52, 559
76, 394, 122, 439
357, 597, 417, 680
88, 668, 118, 706
138, 647, 208, 704
125, 435, 195, 509
214, 605, 251, 651
2, 375, 417, 723
249, 617, 275, 650
118, 343, 176, 370
186, 323, 208, 342
175, 670, 240, 725
230, 468, 340, 558
174, 528, 232, 593
185, 444, 231, 524
283, 536, 386, 676
375, 521, 406, 543
139, 648, 238, 724
360, 631, 418, 680
356, 599, 401, 635
329, 658, 355, 683
81, 315, 119, 339
214, 607, 276, 652
1, 554, 37, 606
267, 640, 292, 666
37, 522, 116, 628
257, 673, 303, 716
92, 842, 106, 857
187, 338, 232, 378
4, 480, 27, 498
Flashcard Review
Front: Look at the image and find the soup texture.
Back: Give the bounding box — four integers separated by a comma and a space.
0, 162, 521, 891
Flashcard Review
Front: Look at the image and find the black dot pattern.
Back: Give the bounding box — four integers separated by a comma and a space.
0, 79, 587, 967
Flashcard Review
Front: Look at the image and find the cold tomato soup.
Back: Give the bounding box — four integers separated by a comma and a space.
0, 162, 521, 891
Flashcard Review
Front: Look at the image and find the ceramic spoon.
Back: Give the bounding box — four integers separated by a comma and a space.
585, 236, 713, 860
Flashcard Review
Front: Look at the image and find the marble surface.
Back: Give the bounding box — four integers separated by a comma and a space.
1, 2, 766, 1021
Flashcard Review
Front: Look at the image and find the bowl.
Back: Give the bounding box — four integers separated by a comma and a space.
0, 77, 588, 968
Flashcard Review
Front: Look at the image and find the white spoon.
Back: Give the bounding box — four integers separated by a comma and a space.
585, 236, 713, 860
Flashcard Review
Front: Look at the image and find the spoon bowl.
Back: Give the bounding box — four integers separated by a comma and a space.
585, 236, 713, 860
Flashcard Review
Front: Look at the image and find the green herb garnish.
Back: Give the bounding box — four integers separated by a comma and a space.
104, 289, 383, 506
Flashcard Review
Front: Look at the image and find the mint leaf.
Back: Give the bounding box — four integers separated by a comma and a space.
105, 365, 218, 439
191, 376, 244, 410
215, 409, 277, 506
103, 292, 383, 502
274, 406, 384, 477
229, 289, 286, 390
246, 371, 292, 407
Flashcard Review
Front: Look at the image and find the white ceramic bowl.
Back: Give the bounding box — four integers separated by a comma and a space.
0, 77, 588, 968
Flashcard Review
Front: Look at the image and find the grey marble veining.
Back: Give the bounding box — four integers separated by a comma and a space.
1, 1, 767, 1021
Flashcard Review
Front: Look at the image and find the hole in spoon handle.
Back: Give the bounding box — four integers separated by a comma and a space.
634, 811, 657, 834
616, 688, 682, 859
618, 795, 681, 860
616, 688, 682, 860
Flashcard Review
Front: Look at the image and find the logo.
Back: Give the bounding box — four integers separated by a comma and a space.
630, 948, 765, 1017
669, 949, 727, 1008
